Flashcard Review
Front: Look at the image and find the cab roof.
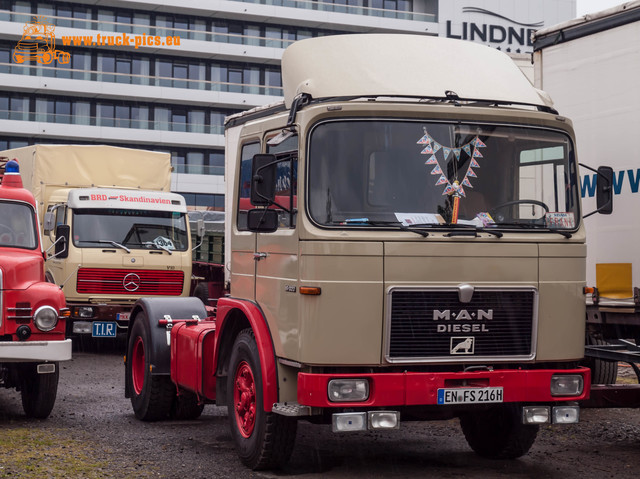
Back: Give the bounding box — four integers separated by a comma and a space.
281, 34, 552, 110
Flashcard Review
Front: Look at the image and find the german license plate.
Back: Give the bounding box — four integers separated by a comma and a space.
116, 312, 130, 322
437, 387, 503, 405
92, 321, 117, 338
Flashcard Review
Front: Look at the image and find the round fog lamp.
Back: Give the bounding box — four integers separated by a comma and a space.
34, 305, 59, 331
16, 325, 32, 340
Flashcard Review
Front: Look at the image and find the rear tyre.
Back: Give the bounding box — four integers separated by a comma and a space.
459, 404, 538, 459
585, 336, 618, 384
171, 391, 205, 420
20, 362, 59, 419
227, 329, 297, 470
127, 316, 174, 421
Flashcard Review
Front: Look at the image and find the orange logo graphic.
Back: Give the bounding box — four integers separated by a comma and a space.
13, 16, 70, 65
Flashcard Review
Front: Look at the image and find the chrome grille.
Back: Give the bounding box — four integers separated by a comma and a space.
386, 287, 537, 363
77, 268, 185, 296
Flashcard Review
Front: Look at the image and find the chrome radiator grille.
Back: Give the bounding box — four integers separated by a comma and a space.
386, 287, 537, 362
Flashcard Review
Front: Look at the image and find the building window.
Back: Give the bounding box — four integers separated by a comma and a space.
9, 96, 29, 121
0, 95, 9, 119
72, 52, 91, 81
97, 103, 114, 127
131, 106, 149, 129
72, 102, 91, 125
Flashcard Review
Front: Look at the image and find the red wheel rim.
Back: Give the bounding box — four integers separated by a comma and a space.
233, 360, 256, 438
132, 336, 145, 395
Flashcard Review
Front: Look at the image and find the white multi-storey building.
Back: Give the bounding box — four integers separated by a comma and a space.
0, 0, 575, 213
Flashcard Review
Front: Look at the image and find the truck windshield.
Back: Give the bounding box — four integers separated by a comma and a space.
0, 201, 38, 249
308, 120, 580, 231
72, 208, 189, 252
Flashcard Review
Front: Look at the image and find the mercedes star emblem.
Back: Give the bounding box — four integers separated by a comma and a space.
123, 273, 141, 292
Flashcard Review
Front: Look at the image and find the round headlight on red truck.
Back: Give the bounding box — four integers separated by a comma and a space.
33, 305, 59, 332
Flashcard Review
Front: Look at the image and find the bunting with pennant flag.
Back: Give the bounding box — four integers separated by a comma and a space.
416, 128, 487, 223
416, 128, 487, 198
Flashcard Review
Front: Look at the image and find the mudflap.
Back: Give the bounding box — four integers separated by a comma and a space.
124, 297, 207, 398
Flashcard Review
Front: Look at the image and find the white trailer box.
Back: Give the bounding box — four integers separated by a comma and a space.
533, 3, 640, 358
533, 2, 640, 289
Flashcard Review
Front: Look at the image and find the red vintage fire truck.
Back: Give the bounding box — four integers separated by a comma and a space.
0, 158, 71, 418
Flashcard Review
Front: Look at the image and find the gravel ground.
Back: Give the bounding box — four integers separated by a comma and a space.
1, 344, 639, 478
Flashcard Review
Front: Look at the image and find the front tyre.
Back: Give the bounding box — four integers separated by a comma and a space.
227, 329, 297, 470
20, 362, 59, 419
459, 404, 538, 459
126, 316, 174, 421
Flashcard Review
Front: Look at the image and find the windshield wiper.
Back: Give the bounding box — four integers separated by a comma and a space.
333, 219, 509, 238
391, 222, 503, 238
446, 226, 503, 238
78, 239, 131, 253
492, 222, 573, 238
143, 241, 173, 255
334, 219, 429, 237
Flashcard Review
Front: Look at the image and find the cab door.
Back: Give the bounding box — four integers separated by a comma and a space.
254, 134, 299, 359
230, 141, 261, 301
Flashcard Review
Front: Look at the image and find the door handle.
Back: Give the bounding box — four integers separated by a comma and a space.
253, 252, 268, 261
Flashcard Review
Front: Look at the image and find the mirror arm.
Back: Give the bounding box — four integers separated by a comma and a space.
578, 163, 597, 174
583, 202, 614, 219
579, 163, 613, 190
45, 236, 65, 261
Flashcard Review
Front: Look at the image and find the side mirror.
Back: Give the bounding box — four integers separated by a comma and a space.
251, 154, 277, 206
192, 218, 205, 250
196, 218, 205, 238
54, 224, 70, 258
247, 208, 279, 233
43, 212, 55, 233
596, 166, 613, 215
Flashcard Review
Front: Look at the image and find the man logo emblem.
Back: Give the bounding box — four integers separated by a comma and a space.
450, 337, 475, 355
123, 273, 141, 292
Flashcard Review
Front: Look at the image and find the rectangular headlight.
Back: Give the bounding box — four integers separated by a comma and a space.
72, 321, 92, 334
332, 412, 367, 432
74, 306, 95, 318
522, 406, 550, 424
553, 406, 580, 424
328, 379, 369, 402
368, 411, 400, 430
550, 375, 584, 396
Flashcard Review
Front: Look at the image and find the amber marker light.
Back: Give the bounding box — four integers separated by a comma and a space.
300, 286, 322, 295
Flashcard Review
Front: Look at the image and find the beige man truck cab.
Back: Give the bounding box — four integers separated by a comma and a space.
1, 145, 194, 338
124, 35, 612, 470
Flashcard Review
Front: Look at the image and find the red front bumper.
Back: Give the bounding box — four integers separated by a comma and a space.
298, 367, 591, 408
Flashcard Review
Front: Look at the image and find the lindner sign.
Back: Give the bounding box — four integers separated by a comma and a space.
439, 0, 576, 53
